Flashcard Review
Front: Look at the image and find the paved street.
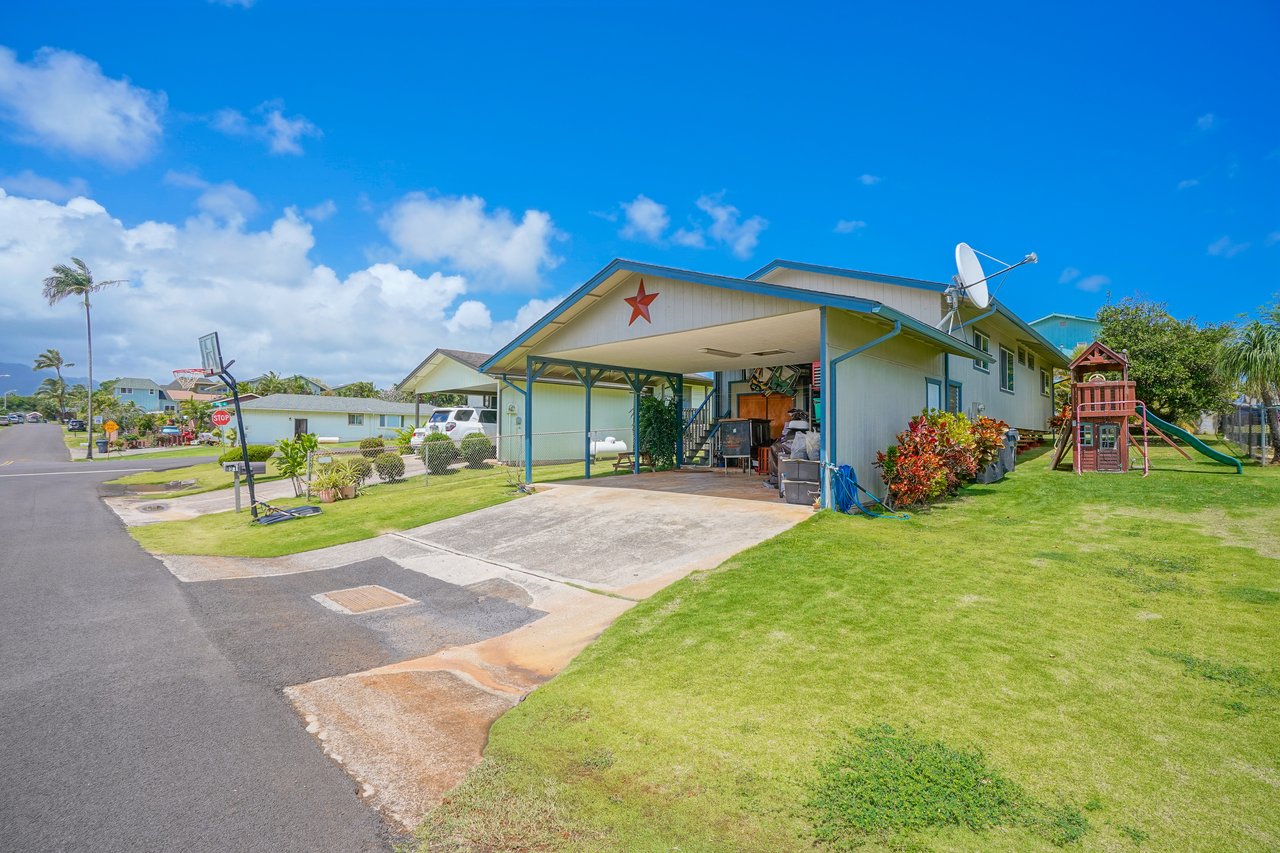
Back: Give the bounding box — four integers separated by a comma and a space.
0, 424, 394, 852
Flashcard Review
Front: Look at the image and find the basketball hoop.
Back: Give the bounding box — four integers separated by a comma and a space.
173, 368, 213, 390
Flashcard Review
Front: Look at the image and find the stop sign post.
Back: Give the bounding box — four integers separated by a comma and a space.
211, 409, 232, 427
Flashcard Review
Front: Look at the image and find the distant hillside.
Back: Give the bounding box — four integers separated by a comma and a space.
0, 362, 91, 395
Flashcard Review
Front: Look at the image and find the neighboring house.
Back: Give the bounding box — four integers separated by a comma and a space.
110, 377, 169, 413
162, 388, 221, 417
478, 257, 1066, 501
237, 394, 421, 444
397, 347, 713, 463
1029, 313, 1100, 355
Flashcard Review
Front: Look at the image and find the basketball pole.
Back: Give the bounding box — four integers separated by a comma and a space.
218, 363, 258, 520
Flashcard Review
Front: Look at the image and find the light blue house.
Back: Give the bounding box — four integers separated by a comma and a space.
1029, 313, 1100, 355
110, 377, 172, 413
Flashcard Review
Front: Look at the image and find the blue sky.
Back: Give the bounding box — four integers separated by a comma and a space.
0, 1, 1276, 385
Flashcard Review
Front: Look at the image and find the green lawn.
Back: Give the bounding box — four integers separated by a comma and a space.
126, 459, 619, 558
109, 460, 287, 498
414, 441, 1280, 852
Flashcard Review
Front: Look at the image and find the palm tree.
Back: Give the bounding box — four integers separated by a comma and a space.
179, 398, 213, 432
33, 348, 71, 420
35, 377, 67, 419
42, 259, 125, 459
1218, 319, 1280, 464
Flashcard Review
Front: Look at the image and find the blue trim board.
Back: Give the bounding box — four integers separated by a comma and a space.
746, 259, 950, 293
481, 258, 989, 374
925, 378, 943, 410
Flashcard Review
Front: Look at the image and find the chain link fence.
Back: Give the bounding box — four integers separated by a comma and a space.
301, 427, 637, 499
1220, 403, 1272, 463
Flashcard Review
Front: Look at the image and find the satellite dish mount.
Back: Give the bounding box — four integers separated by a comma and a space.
938, 243, 1037, 333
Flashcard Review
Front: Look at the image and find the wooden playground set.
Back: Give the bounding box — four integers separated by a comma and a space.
1050, 341, 1243, 475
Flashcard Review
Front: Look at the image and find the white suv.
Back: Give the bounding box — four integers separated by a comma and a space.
412, 407, 498, 446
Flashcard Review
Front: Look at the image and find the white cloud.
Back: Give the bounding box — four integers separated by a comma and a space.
1207, 235, 1250, 258
834, 219, 867, 234
0, 189, 550, 386
381, 192, 560, 287
859, 174, 881, 186
164, 170, 258, 225
1058, 267, 1080, 284
1177, 178, 1199, 190
1266, 231, 1280, 247
1196, 113, 1215, 131
446, 300, 493, 333
209, 0, 255, 6
304, 199, 338, 221
695, 193, 767, 259
0, 47, 165, 166
619, 194, 669, 242
671, 228, 706, 249
0, 170, 88, 201
211, 101, 320, 155
1075, 274, 1110, 293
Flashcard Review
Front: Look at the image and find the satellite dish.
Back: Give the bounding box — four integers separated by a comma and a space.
955, 243, 990, 309
937, 242, 1038, 334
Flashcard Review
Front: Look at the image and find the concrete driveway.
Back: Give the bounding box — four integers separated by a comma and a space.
159, 481, 810, 827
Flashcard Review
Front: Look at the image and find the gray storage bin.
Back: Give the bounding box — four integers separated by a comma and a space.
783, 479, 820, 505
779, 459, 821, 482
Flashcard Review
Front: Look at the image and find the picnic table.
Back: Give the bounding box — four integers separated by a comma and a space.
612, 451, 653, 473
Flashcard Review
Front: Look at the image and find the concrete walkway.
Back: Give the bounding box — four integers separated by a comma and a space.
159, 482, 811, 827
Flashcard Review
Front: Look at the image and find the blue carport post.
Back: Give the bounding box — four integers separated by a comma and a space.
674, 375, 684, 468
570, 366, 601, 479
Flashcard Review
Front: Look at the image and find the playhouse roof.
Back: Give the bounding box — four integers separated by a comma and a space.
1068, 340, 1127, 372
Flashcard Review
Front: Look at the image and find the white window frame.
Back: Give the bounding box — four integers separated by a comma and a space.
1041, 369, 1051, 397
999, 345, 1015, 394
972, 329, 991, 373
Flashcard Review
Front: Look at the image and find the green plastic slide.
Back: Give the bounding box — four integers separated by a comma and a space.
1135, 404, 1243, 474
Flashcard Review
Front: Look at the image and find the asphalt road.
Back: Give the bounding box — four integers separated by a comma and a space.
0, 424, 395, 852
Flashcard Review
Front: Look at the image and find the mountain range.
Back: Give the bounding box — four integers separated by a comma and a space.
0, 362, 93, 396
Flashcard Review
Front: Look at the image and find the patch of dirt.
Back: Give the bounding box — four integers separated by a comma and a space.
287, 670, 518, 829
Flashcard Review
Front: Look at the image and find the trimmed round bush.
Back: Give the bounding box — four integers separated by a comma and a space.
218, 444, 275, 464
350, 455, 373, 484
422, 432, 457, 474
460, 432, 495, 469
359, 437, 386, 459
374, 451, 405, 482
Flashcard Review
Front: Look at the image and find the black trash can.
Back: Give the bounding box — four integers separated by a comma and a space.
95, 439, 109, 453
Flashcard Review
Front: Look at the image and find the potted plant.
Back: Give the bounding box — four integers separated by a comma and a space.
311, 468, 345, 504
330, 458, 361, 499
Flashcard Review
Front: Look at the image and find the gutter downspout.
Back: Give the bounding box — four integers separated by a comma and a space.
824, 319, 902, 509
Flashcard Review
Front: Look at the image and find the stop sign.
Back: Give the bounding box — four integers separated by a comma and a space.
211, 409, 232, 427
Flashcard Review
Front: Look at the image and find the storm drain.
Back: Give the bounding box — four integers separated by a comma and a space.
314, 585, 415, 615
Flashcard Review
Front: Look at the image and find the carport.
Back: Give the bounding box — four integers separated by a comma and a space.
480, 259, 989, 505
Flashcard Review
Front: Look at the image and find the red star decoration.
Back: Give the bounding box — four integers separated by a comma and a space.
623, 279, 659, 326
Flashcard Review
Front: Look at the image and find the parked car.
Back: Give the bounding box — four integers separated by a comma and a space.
421, 408, 498, 445
67, 419, 86, 432
5, 414, 20, 424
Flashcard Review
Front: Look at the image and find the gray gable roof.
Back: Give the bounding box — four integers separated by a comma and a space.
436, 349, 490, 370
239, 394, 420, 415
113, 377, 163, 391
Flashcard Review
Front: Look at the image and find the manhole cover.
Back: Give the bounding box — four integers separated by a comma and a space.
138, 503, 167, 513
314, 585, 415, 614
